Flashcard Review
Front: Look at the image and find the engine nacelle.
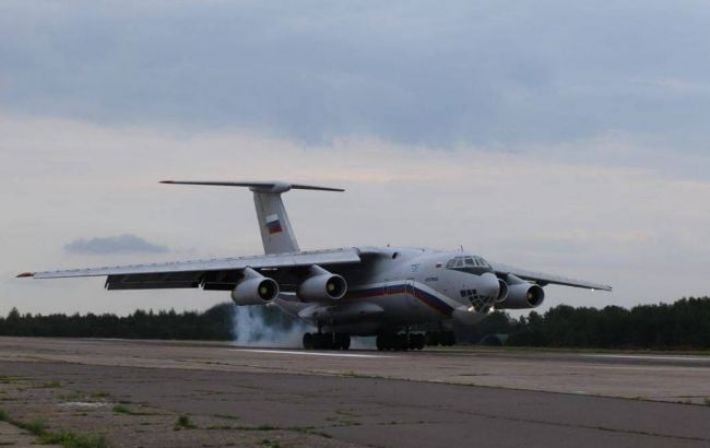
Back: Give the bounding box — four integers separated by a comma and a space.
496, 282, 545, 309
495, 279, 509, 303
231, 267, 279, 306
297, 265, 348, 301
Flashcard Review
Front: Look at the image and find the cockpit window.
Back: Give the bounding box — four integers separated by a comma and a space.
446, 255, 491, 270
475, 256, 491, 268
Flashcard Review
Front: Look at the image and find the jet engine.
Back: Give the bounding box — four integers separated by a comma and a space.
495, 279, 509, 303
231, 267, 280, 306
495, 274, 545, 309
297, 265, 348, 301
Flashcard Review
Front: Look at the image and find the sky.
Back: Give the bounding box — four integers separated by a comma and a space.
1, 0, 709, 315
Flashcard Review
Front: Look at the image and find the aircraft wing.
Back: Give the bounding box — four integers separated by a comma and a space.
17, 248, 361, 291
490, 262, 612, 291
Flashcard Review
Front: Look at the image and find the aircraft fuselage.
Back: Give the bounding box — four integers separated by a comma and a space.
275, 247, 502, 336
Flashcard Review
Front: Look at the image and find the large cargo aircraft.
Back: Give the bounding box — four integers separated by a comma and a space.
18, 181, 611, 350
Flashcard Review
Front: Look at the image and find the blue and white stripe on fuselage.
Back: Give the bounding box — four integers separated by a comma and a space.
346, 280, 460, 320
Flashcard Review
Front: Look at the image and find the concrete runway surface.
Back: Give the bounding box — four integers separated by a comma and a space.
1, 337, 709, 447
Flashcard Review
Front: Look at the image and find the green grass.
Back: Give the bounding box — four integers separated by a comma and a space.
111, 404, 158, 416
59, 390, 110, 403
0, 376, 24, 384
174, 414, 197, 430
16, 418, 48, 435
112, 404, 133, 415
206, 424, 238, 430
90, 391, 111, 399
704, 398, 710, 406
259, 440, 282, 448
59, 391, 85, 401
0, 410, 106, 448
38, 431, 107, 448
38, 380, 62, 389
213, 413, 240, 420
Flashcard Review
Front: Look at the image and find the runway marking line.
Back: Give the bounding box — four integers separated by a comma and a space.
581, 354, 710, 363
232, 348, 391, 358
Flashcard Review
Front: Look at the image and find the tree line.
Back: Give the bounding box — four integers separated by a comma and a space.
1, 297, 710, 349
455, 297, 710, 349
0, 304, 234, 340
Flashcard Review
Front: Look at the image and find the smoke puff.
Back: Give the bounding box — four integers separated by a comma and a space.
232, 305, 309, 348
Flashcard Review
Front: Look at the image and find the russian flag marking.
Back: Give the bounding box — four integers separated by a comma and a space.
265, 214, 283, 234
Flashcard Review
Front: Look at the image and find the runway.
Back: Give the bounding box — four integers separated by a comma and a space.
1, 337, 709, 447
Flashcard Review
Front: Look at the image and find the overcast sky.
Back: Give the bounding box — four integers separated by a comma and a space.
1, 0, 709, 315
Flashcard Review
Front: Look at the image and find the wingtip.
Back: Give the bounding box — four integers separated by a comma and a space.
159, 180, 174, 184
16, 272, 35, 278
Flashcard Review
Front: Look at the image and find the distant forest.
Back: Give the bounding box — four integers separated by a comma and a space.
1, 297, 710, 349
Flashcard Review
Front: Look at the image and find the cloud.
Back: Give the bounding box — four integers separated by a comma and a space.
1, 1, 709, 148
63, 234, 169, 255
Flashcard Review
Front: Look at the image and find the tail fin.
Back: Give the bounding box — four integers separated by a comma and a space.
160, 181, 344, 254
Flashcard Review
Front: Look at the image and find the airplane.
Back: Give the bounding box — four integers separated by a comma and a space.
18, 181, 612, 351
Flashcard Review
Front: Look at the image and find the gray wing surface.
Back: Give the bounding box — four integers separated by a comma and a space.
490, 262, 612, 291
18, 248, 361, 291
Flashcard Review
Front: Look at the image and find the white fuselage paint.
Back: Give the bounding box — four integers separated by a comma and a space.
274, 247, 502, 335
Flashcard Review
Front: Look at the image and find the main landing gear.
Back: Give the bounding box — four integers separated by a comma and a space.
375, 330, 456, 351
376, 333, 425, 351
300, 330, 456, 351
302, 332, 351, 350
425, 330, 456, 347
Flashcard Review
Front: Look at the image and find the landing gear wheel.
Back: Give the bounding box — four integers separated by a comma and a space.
376, 333, 392, 351
377, 333, 414, 351
334, 333, 351, 350
426, 332, 440, 346
315, 333, 331, 349
410, 333, 425, 350
442, 331, 456, 346
376, 334, 386, 351
303, 332, 314, 350
425, 331, 456, 347
396, 334, 408, 351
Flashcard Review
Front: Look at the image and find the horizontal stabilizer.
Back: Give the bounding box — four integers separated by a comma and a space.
160, 180, 343, 253
160, 180, 344, 193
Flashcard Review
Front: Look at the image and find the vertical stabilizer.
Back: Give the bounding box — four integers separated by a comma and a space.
160, 180, 344, 254
252, 188, 300, 254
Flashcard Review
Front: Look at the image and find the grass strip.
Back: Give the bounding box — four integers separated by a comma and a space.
0, 408, 106, 448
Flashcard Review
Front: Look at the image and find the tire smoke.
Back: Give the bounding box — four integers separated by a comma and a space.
231, 305, 308, 348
